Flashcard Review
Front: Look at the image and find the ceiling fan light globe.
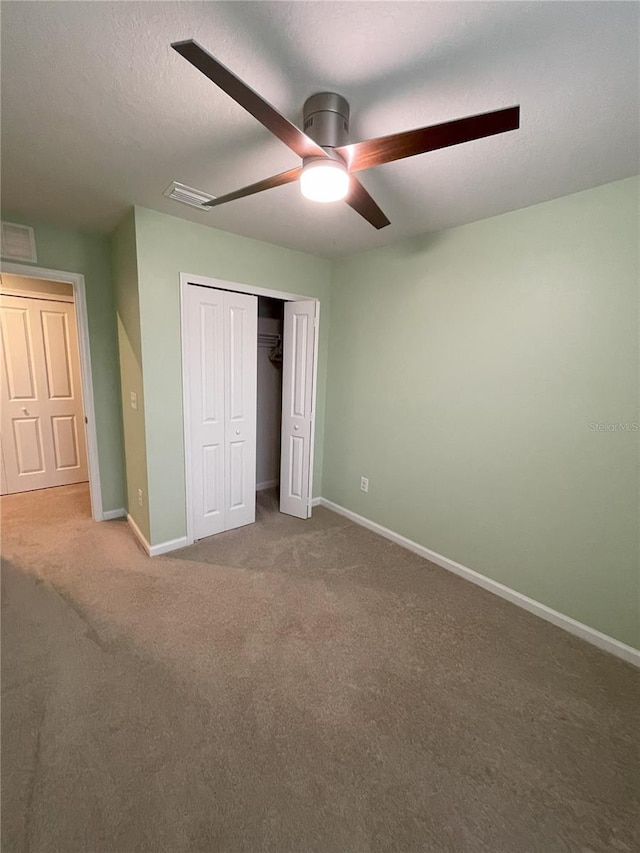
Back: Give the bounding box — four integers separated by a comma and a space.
300, 161, 349, 203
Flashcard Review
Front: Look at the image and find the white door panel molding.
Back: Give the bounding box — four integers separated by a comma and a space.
280, 300, 316, 519
184, 284, 256, 540
1, 294, 88, 493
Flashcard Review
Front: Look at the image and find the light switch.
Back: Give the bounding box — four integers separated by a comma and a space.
130, 391, 138, 410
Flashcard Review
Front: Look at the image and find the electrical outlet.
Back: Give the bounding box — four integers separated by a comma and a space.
360, 476, 369, 493
137, 488, 143, 506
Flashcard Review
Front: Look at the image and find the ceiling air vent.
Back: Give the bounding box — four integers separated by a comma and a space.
0, 221, 37, 262
163, 181, 215, 210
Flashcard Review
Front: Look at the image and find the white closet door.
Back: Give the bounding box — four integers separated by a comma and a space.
223, 291, 257, 531
186, 286, 226, 539
1, 294, 88, 494
186, 285, 257, 539
280, 300, 316, 519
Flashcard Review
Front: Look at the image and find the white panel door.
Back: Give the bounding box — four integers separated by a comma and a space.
186, 286, 226, 539
0, 294, 88, 494
223, 291, 257, 531
280, 300, 316, 519
186, 285, 257, 539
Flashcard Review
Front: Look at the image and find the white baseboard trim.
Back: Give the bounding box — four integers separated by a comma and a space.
311, 496, 322, 507
126, 513, 151, 554
102, 507, 126, 521
257, 479, 279, 491
318, 498, 640, 668
149, 536, 189, 557
126, 514, 188, 557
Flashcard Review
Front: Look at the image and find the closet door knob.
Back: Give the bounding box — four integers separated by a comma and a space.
22, 407, 29, 415
294, 425, 299, 431
235, 429, 240, 435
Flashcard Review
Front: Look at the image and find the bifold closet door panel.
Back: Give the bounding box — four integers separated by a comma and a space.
186, 285, 257, 539
280, 299, 316, 519
186, 286, 226, 539
223, 291, 257, 531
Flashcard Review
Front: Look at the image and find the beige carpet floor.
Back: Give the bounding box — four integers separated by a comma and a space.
1, 483, 638, 853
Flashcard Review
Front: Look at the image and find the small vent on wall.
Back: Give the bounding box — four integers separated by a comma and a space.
163, 181, 215, 210
0, 221, 37, 262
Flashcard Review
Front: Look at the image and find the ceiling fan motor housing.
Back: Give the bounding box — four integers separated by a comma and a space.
303, 93, 350, 150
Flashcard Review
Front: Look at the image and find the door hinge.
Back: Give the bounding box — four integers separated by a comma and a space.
84, 416, 88, 424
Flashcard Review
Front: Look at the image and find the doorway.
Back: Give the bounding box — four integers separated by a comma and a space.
0, 265, 103, 519
256, 296, 284, 494
180, 274, 320, 545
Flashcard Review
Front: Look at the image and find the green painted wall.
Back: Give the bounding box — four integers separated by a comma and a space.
110, 211, 150, 540
325, 177, 640, 649
132, 206, 332, 545
0, 214, 125, 513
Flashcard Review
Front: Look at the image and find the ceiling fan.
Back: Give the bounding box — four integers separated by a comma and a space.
171, 40, 520, 230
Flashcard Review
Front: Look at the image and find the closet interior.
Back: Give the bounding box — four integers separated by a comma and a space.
256, 296, 284, 495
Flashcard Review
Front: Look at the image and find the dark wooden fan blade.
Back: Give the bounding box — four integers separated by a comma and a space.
336, 106, 520, 172
203, 167, 302, 207
345, 177, 390, 229
172, 40, 327, 161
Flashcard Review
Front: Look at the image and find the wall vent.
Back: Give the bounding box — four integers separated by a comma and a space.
0, 221, 37, 262
163, 181, 215, 210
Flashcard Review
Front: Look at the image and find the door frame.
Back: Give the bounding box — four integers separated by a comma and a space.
0, 262, 103, 520
180, 273, 320, 546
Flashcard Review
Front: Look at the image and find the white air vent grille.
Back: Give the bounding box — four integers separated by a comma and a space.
0, 221, 37, 262
163, 182, 215, 210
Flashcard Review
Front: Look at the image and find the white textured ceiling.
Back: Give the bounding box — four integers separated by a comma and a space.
1, 1, 638, 257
